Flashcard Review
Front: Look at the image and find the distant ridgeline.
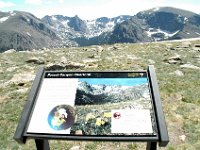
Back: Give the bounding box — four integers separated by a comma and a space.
1, 7, 200, 52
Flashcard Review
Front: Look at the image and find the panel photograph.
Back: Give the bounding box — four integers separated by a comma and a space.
71, 76, 157, 136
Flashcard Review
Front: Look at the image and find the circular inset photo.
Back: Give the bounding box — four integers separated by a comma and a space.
48, 105, 76, 130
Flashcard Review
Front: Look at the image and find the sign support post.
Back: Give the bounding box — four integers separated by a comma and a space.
146, 142, 157, 150
14, 65, 169, 150
35, 139, 50, 150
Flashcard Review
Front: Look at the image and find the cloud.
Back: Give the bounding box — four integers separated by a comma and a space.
0, 1, 15, 8
25, 0, 43, 5
58, 0, 64, 3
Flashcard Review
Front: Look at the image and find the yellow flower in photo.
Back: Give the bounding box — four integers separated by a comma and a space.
96, 118, 105, 126
101, 120, 105, 125
96, 118, 102, 126
85, 113, 95, 122
103, 112, 112, 118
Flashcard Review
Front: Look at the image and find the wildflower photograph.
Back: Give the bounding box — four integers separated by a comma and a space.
70, 76, 156, 136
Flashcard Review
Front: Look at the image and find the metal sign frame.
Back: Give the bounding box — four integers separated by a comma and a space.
14, 65, 169, 150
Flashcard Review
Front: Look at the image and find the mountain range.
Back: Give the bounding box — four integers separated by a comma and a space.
0, 7, 200, 52
41, 15, 131, 46
75, 81, 149, 105
0, 11, 61, 51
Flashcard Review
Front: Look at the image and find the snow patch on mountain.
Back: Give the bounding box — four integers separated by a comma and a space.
10, 11, 16, 16
85, 19, 116, 37
0, 16, 9, 23
61, 20, 69, 27
195, 32, 200, 35
184, 17, 188, 22
26, 32, 31, 36
153, 7, 160, 12
52, 16, 57, 21
146, 28, 180, 41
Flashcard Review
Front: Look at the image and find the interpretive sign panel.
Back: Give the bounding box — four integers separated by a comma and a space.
27, 71, 157, 137
14, 66, 169, 150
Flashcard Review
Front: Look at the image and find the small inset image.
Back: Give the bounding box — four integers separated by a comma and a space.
48, 105, 76, 130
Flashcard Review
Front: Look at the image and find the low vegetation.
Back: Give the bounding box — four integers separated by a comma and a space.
0, 40, 200, 149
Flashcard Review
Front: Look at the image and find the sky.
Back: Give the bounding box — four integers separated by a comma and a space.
0, 0, 200, 20
79, 78, 148, 86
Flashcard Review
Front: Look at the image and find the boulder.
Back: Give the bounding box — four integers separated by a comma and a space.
16, 88, 29, 93
17, 82, 25, 86
193, 55, 200, 59
46, 62, 85, 70
85, 63, 98, 69
42, 47, 50, 51
113, 46, 122, 50
166, 43, 173, 49
3, 49, 16, 54
46, 64, 65, 70
9, 72, 35, 84
26, 57, 45, 65
82, 59, 99, 63
181, 41, 191, 48
60, 56, 68, 64
65, 62, 85, 69
167, 60, 180, 64
174, 70, 184, 77
180, 64, 200, 70
96, 46, 104, 53
192, 44, 200, 51
193, 55, 200, 63
164, 55, 182, 64
87, 54, 95, 59
70, 146, 80, 150
194, 44, 200, 48
6, 66, 18, 72
176, 42, 191, 49
179, 135, 186, 142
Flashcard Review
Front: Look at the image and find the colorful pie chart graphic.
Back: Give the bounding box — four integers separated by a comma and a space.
48, 105, 76, 130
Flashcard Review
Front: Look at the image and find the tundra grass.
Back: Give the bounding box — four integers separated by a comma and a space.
0, 40, 200, 149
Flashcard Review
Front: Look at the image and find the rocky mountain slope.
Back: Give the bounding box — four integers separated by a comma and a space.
75, 81, 149, 105
0, 11, 61, 52
0, 7, 200, 51
42, 15, 131, 46
110, 7, 200, 43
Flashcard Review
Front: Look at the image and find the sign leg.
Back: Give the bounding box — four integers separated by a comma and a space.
35, 139, 50, 150
146, 142, 157, 150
